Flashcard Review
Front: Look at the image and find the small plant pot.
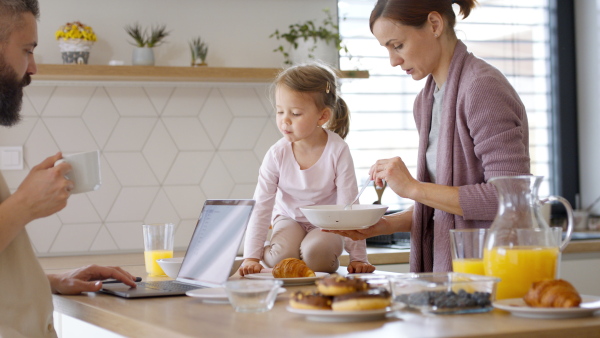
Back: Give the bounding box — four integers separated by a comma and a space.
58, 39, 93, 65
191, 61, 207, 67
132, 47, 155, 66
61, 51, 89, 64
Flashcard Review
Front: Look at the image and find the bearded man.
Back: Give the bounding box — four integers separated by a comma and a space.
0, 1, 137, 336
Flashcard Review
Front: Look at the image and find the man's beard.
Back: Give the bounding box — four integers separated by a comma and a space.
0, 56, 31, 127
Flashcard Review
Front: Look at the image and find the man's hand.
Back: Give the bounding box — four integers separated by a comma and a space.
47, 264, 138, 295
12, 152, 73, 223
0, 153, 74, 253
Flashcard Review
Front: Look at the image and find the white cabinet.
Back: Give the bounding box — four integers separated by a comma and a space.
375, 264, 410, 273
560, 252, 600, 295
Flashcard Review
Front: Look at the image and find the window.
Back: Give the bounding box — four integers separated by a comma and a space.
338, 0, 555, 211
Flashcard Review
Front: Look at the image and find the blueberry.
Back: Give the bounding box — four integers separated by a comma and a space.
477, 298, 491, 306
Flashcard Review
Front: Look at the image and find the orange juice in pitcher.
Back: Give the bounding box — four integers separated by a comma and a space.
484, 246, 558, 299
483, 176, 574, 300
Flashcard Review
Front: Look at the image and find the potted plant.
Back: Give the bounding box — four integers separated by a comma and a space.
55, 21, 97, 64
270, 9, 348, 67
125, 23, 169, 66
189, 37, 208, 66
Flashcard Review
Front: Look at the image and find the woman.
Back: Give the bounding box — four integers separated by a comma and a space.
328, 0, 530, 272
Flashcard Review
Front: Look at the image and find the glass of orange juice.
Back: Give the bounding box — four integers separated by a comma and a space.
142, 223, 174, 276
450, 229, 487, 275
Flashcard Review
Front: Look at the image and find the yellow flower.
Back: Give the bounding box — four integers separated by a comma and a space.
55, 21, 97, 42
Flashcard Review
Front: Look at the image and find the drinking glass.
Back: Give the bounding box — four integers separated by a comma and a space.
142, 223, 174, 276
450, 229, 487, 275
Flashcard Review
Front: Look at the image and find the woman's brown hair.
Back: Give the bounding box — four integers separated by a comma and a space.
369, 0, 478, 32
273, 62, 350, 139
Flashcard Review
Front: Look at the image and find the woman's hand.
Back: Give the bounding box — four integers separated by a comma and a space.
369, 156, 420, 200
324, 209, 413, 240
369, 157, 462, 215
323, 217, 390, 240
347, 261, 376, 274
238, 259, 264, 276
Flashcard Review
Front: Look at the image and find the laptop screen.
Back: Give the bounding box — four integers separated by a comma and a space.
176, 199, 254, 287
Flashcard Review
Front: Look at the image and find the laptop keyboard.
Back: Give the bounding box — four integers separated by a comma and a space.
138, 281, 199, 292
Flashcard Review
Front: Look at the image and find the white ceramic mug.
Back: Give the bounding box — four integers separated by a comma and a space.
54, 150, 101, 194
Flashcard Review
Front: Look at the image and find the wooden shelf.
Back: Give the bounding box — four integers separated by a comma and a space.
34, 64, 369, 82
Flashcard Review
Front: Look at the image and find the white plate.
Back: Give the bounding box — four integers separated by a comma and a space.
186, 287, 286, 304
493, 295, 600, 319
286, 305, 400, 322
243, 272, 329, 286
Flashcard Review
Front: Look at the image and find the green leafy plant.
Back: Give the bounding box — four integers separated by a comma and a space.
189, 37, 209, 65
270, 9, 348, 65
125, 23, 169, 48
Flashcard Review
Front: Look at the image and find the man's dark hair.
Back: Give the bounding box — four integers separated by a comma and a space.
0, 0, 40, 44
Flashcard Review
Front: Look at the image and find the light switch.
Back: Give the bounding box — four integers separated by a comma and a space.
0, 146, 23, 170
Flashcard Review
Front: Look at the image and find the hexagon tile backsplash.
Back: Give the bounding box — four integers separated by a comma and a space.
1, 81, 280, 256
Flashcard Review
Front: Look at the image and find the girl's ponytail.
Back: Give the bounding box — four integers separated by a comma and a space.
326, 97, 350, 139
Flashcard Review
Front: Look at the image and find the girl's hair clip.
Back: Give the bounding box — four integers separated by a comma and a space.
326, 81, 331, 93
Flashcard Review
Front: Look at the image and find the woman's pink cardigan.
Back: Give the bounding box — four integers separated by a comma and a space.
410, 41, 531, 272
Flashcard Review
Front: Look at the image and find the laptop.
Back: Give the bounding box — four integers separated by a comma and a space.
100, 199, 255, 298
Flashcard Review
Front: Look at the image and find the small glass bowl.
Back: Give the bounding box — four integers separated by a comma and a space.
347, 273, 392, 292
224, 279, 283, 313
390, 272, 499, 314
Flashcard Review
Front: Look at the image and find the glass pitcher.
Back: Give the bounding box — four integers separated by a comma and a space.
483, 175, 574, 300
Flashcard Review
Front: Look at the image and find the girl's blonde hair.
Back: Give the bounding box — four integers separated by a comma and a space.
273, 62, 350, 139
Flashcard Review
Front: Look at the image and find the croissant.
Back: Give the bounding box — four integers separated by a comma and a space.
523, 279, 582, 308
272, 258, 316, 278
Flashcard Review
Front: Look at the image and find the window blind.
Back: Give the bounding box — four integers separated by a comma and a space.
338, 0, 552, 210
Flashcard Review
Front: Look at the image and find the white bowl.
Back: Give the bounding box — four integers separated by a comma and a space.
157, 257, 183, 279
300, 204, 388, 230
157, 256, 246, 279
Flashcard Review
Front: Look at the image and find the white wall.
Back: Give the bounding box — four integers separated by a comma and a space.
575, 0, 600, 214
0, 0, 341, 256
8, 80, 282, 256
36, 0, 338, 67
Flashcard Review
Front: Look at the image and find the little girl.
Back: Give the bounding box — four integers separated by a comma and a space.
239, 63, 375, 276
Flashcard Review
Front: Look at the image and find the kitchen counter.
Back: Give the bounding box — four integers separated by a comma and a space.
36, 237, 600, 271
40, 240, 600, 337
49, 283, 600, 338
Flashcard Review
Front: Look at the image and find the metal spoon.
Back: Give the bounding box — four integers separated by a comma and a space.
344, 179, 371, 210
374, 180, 387, 204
